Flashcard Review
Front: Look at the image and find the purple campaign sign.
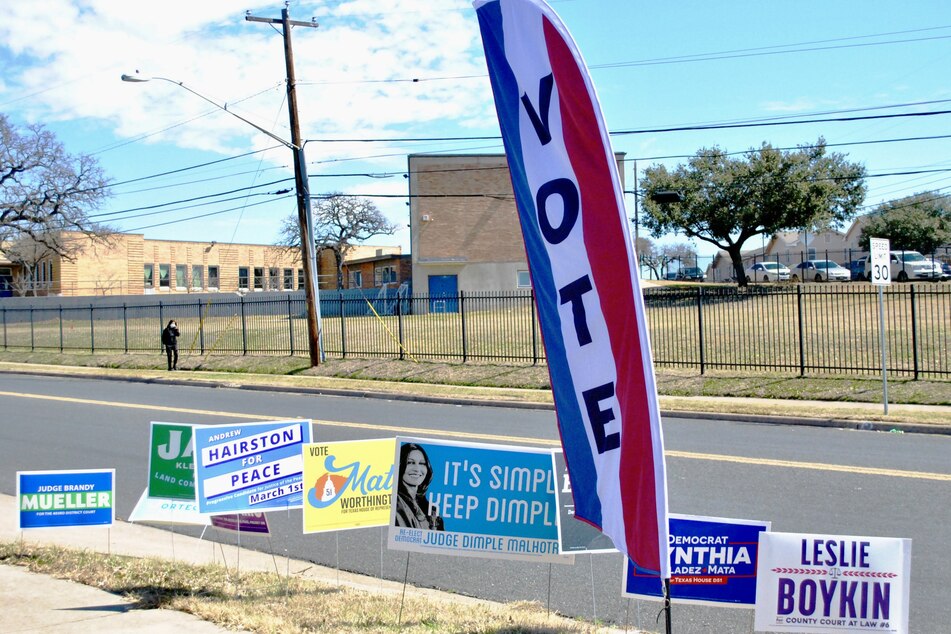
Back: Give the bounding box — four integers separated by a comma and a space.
211, 512, 270, 535
624, 514, 770, 607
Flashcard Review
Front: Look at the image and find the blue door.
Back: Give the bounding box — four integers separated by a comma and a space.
428, 274, 458, 313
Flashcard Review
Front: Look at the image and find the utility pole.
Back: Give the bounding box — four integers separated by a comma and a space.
632, 159, 639, 252
246, 6, 323, 366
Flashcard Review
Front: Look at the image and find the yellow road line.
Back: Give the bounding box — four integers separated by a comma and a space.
666, 450, 951, 482
0, 391, 554, 445
2, 391, 948, 482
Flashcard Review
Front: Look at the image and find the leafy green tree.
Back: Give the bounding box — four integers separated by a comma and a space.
1, 114, 110, 259
859, 192, 950, 254
640, 139, 866, 285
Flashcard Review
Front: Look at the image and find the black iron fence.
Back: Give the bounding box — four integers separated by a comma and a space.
1, 284, 949, 378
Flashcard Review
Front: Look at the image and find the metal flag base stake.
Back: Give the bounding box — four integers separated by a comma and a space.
656, 578, 672, 634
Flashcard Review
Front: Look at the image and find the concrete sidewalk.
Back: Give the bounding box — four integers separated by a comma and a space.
0, 565, 228, 633
0, 495, 495, 633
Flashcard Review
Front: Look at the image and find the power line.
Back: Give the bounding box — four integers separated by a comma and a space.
82, 145, 284, 194
124, 195, 293, 232
592, 33, 951, 70
99, 98, 951, 188
90, 177, 293, 218
110, 166, 288, 196
98, 190, 292, 222
302, 107, 951, 144
294, 25, 951, 85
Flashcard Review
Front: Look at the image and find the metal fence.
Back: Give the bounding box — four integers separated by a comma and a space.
1, 284, 949, 378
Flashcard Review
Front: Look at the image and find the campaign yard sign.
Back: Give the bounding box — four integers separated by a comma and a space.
211, 513, 270, 535
148, 422, 196, 500
624, 514, 769, 606
128, 488, 210, 526
553, 450, 615, 553
194, 419, 311, 514
17, 469, 115, 529
302, 438, 395, 534
755, 532, 911, 634
388, 437, 566, 563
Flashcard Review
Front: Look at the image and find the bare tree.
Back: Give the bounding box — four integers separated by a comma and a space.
636, 239, 697, 280
1, 114, 111, 262
4, 235, 57, 296
281, 193, 398, 289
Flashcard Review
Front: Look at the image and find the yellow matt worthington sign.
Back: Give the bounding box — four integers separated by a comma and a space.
302, 438, 395, 533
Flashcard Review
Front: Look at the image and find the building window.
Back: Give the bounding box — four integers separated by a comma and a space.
297, 268, 304, 290
350, 270, 363, 288
159, 264, 170, 289
175, 264, 187, 289
238, 267, 249, 290
517, 270, 532, 288
269, 267, 279, 291
283, 268, 294, 290
374, 265, 396, 285
191, 265, 203, 289
144, 264, 154, 288
208, 266, 219, 290
254, 267, 264, 290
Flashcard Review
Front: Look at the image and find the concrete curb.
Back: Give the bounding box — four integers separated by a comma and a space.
3, 365, 949, 435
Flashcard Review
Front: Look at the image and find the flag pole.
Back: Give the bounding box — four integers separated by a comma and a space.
664, 577, 672, 634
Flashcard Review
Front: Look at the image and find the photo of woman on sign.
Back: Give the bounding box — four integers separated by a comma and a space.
394, 442, 444, 531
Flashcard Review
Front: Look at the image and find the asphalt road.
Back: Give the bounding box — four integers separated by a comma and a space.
0, 373, 948, 633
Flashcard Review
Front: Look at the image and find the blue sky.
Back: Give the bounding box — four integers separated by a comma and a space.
2, 0, 950, 259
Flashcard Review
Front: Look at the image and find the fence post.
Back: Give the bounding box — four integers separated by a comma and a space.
123, 303, 128, 353
797, 285, 805, 376
2, 307, 6, 350
89, 304, 95, 354
287, 295, 295, 356
59, 306, 64, 352
460, 290, 468, 363
530, 289, 538, 366
340, 295, 347, 359
196, 300, 205, 355
910, 285, 919, 380
397, 293, 405, 361
159, 301, 164, 352
240, 295, 248, 356
30, 307, 34, 351
697, 287, 706, 375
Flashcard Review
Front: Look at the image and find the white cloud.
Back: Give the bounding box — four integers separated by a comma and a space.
0, 0, 490, 159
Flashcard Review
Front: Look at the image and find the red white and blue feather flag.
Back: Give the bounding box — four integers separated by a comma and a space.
473, 0, 670, 581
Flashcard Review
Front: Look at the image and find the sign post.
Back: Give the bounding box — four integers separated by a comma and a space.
869, 238, 890, 415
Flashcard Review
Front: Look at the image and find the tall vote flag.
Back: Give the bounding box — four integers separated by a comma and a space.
474, 0, 669, 578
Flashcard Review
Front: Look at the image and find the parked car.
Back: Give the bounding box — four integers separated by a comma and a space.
848, 258, 867, 281
791, 260, 850, 282
864, 250, 943, 282
941, 261, 951, 281
676, 266, 706, 282
663, 271, 679, 280
743, 261, 790, 282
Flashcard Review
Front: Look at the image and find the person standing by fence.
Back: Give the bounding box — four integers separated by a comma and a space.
161, 320, 180, 371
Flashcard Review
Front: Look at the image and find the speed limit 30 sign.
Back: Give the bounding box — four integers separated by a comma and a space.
869, 237, 891, 286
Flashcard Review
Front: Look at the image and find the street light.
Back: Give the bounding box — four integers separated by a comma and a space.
121, 72, 323, 366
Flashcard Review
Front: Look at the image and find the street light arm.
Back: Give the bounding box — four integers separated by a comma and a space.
120, 73, 298, 150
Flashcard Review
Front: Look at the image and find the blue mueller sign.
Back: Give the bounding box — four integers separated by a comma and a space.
17, 470, 115, 529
